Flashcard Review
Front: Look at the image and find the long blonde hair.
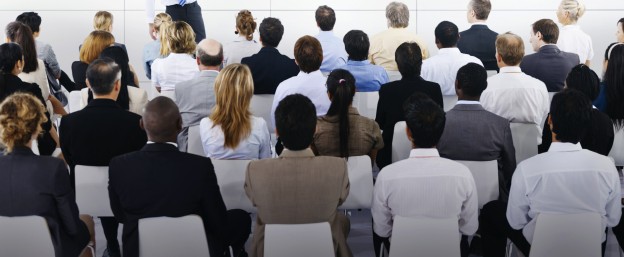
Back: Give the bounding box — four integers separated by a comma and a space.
0, 93, 47, 153
159, 21, 196, 56
210, 64, 254, 149
153, 13, 172, 33
79, 30, 115, 64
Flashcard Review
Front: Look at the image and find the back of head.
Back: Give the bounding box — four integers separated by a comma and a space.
80, 30, 115, 64
0, 93, 47, 153
343, 30, 369, 61
93, 11, 113, 32
565, 64, 599, 101
153, 13, 172, 33
456, 63, 488, 98
142, 96, 181, 142
559, 0, 586, 22
395, 42, 423, 78
386, 2, 410, 28
605, 44, 624, 128
315, 5, 336, 31
550, 89, 591, 144
86, 58, 121, 96
196, 39, 223, 67
294, 35, 323, 73
162, 21, 196, 55
259, 17, 284, 48
469, 0, 492, 20
5, 21, 37, 73
532, 19, 559, 44
15, 12, 41, 34
435, 21, 459, 48
326, 69, 356, 157
495, 32, 525, 66
275, 94, 317, 151
403, 93, 446, 148
0, 43, 23, 76
99, 46, 130, 109
236, 10, 257, 41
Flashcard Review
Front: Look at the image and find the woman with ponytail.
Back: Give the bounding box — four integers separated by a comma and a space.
223, 10, 261, 66
313, 69, 383, 160
556, 0, 593, 65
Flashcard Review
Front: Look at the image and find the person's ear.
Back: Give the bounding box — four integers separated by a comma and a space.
405, 126, 413, 142
139, 118, 145, 130
536, 31, 543, 41
496, 52, 502, 63
547, 114, 554, 131
176, 116, 183, 132
274, 128, 279, 137
85, 79, 91, 89
196, 56, 201, 66
114, 79, 121, 92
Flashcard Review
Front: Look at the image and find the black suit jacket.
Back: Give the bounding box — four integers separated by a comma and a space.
539, 109, 614, 156
520, 45, 579, 92
108, 143, 229, 257
241, 47, 299, 94
71, 61, 88, 90
458, 24, 499, 71
375, 76, 443, 168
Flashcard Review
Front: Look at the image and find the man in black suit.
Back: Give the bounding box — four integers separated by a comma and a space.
108, 97, 251, 257
375, 42, 443, 169
520, 19, 579, 92
60, 58, 147, 257
241, 17, 299, 94
457, 0, 498, 71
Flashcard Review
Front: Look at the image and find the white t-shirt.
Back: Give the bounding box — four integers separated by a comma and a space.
199, 116, 271, 160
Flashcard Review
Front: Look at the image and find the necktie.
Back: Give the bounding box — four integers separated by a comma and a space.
179, 0, 186, 6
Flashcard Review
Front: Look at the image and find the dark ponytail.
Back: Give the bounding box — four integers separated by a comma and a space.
0, 43, 25, 98
5, 22, 38, 73
604, 44, 624, 129
326, 69, 356, 158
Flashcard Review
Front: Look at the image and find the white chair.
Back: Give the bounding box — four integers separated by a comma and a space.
250, 94, 275, 133
264, 222, 334, 257
352, 92, 380, 120
609, 128, 624, 166
212, 159, 256, 213
391, 121, 411, 163
139, 215, 210, 257
339, 155, 374, 210
68, 90, 83, 113
187, 125, 204, 156
529, 212, 602, 257
74, 165, 114, 216
0, 216, 55, 257
510, 123, 539, 164
487, 70, 498, 77
455, 160, 499, 209
386, 216, 460, 257
443, 95, 458, 112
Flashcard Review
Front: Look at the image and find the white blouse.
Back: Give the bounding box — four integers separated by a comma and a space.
199, 115, 271, 160
151, 53, 198, 94
557, 24, 594, 64
223, 35, 261, 66
18, 59, 50, 100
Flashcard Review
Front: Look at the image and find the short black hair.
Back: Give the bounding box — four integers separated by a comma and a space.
259, 17, 284, 48
15, 12, 41, 33
395, 42, 423, 78
565, 64, 600, 101
343, 30, 369, 61
275, 94, 317, 151
86, 58, 121, 95
142, 96, 182, 142
550, 89, 592, 144
315, 5, 336, 31
403, 93, 446, 148
435, 21, 459, 47
456, 63, 487, 97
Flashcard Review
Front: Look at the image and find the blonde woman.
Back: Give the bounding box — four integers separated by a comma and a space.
92, 11, 127, 53
199, 64, 271, 159
556, 0, 593, 65
151, 21, 198, 99
223, 10, 261, 66
143, 13, 172, 79
72, 30, 115, 89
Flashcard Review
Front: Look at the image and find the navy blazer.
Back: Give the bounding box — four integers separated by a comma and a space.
457, 24, 499, 71
520, 45, 579, 92
241, 47, 299, 94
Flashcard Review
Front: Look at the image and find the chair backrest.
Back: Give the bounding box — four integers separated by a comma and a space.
609, 127, 624, 166
339, 155, 374, 210
352, 92, 380, 120
390, 216, 461, 257
68, 90, 83, 113
510, 123, 539, 164
264, 222, 334, 257
187, 125, 204, 156
75, 165, 114, 216
139, 215, 210, 257
530, 212, 602, 257
455, 160, 499, 209
250, 94, 275, 133
391, 121, 411, 163
486, 70, 498, 77
212, 159, 256, 213
442, 95, 458, 112
0, 216, 55, 257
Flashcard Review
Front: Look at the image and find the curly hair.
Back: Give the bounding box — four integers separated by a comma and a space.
0, 93, 47, 153
236, 10, 257, 41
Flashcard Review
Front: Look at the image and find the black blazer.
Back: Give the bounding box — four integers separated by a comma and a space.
108, 143, 229, 257
375, 76, 443, 168
539, 109, 614, 156
241, 47, 299, 94
71, 61, 88, 90
457, 25, 499, 71
520, 45, 579, 92
0, 147, 89, 257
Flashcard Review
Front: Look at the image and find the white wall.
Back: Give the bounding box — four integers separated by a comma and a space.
1, 0, 623, 84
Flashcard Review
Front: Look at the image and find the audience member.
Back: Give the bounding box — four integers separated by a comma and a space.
422, 21, 483, 96
372, 93, 478, 257
109, 96, 250, 257
60, 58, 147, 257
152, 21, 198, 99
520, 19, 579, 92
338, 30, 389, 92
92, 11, 127, 52
481, 33, 549, 142
0, 93, 92, 257
314, 5, 347, 73
175, 39, 220, 151
313, 69, 383, 159
73, 30, 115, 90
438, 63, 515, 200
603, 42, 620, 76
200, 63, 271, 159
457, 0, 498, 71
556, 0, 592, 65
595, 44, 624, 130
245, 94, 352, 257
223, 10, 261, 66
146, 0, 206, 43
143, 12, 171, 79
241, 17, 298, 94
618, 18, 624, 43
375, 42, 443, 169
480, 89, 621, 257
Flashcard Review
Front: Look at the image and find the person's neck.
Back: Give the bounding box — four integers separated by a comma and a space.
458, 96, 480, 101
199, 65, 219, 71
561, 21, 577, 26
470, 19, 487, 24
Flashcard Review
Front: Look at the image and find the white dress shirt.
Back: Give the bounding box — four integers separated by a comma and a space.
199, 116, 271, 160
145, 0, 197, 23
151, 53, 198, 99
506, 142, 621, 243
372, 148, 479, 238
270, 70, 331, 128
421, 48, 483, 95
481, 66, 549, 142
223, 35, 261, 66
315, 31, 347, 73
557, 24, 594, 64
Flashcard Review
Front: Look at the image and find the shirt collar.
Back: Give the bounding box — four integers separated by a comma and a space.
499, 66, 522, 73
317, 30, 334, 37
437, 48, 461, 55
233, 35, 251, 42
280, 148, 315, 158
297, 70, 323, 77
147, 141, 178, 148
456, 100, 481, 105
547, 142, 582, 153
347, 60, 371, 66
409, 148, 440, 158
471, 21, 488, 26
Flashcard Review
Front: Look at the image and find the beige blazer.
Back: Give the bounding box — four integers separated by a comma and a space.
80, 86, 148, 115
245, 148, 352, 257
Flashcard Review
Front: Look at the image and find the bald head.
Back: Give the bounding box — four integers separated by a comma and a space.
495, 32, 525, 66
141, 96, 182, 143
196, 38, 223, 68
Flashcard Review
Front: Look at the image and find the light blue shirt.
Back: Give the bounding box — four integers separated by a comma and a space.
143, 40, 161, 79
315, 31, 347, 73
338, 60, 389, 92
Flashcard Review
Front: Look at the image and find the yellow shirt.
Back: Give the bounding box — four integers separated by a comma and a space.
368, 27, 429, 71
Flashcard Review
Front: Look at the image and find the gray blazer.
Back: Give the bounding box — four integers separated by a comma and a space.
175, 70, 218, 151
437, 103, 516, 201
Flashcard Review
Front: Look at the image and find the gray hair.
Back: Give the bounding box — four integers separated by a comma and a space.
386, 2, 410, 28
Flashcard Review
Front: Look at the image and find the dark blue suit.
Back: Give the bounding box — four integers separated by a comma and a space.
520, 45, 579, 92
458, 24, 499, 71
241, 47, 299, 94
